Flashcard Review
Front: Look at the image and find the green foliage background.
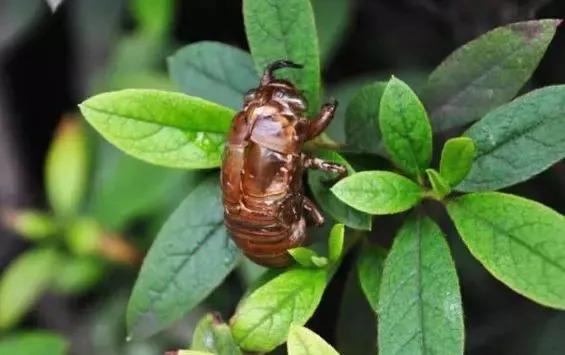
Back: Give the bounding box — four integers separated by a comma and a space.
0, 0, 564, 354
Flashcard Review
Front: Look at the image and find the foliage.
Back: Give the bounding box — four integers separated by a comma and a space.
0, 118, 141, 330
73, 0, 564, 353
0, 331, 68, 355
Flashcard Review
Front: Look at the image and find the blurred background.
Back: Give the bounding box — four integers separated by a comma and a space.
0, 0, 563, 354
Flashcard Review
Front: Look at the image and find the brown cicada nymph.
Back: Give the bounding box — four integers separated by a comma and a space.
221, 60, 346, 267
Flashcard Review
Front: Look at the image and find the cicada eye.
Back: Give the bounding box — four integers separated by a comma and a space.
244, 89, 257, 104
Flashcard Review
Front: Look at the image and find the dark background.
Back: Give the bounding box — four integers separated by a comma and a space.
0, 0, 564, 354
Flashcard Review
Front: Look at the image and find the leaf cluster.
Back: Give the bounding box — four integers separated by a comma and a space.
76, 0, 565, 354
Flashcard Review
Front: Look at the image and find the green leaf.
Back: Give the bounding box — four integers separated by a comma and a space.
379, 77, 432, 178
331, 171, 423, 215
173, 351, 214, 355
191, 313, 242, 355
327, 71, 428, 142
88, 140, 198, 230
456, 85, 565, 191
131, 0, 173, 37
127, 176, 241, 339
52, 256, 104, 294
311, 0, 352, 66
447, 192, 565, 309
425, 169, 451, 200
326, 75, 382, 142
307, 151, 372, 230
425, 19, 561, 131
2, 210, 58, 241
356, 243, 387, 312
168, 41, 259, 110
0, 331, 68, 355
243, 0, 321, 112
328, 224, 344, 263
439, 137, 475, 187
288, 247, 321, 268
311, 256, 329, 268
345, 82, 387, 154
378, 215, 464, 355
231, 267, 329, 352
287, 325, 339, 355
79, 89, 234, 169
46, 118, 89, 218
0, 248, 62, 329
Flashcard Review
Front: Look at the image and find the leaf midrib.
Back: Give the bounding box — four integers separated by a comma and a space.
131, 222, 225, 323
472, 106, 560, 160
456, 206, 565, 274
429, 35, 532, 124
415, 217, 428, 354
235, 274, 323, 344
81, 103, 230, 134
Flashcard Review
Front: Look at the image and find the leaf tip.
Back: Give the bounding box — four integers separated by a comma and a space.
311, 256, 328, 268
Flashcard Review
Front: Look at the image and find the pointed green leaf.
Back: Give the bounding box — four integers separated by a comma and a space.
345, 82, 387, 154
457, 86, 565, 191
308, 151, 371, 230
379, 77, 432, 178
311, 0, 352, 66
2, 210, 58, 241
0, 249, 63, 329
447, 192, 565, 309
356, 243, 387, 312
127, 176, 241, 339
243, 0, 320, 112
79, 89, 234, 169
231, 267, 329, 352
288, 247, 320, 268
46, 118, 89, 218
439, 137, 475, 187
425, 19, 561, 131
0, 332, 68, 355
288, 325, 339, 355
331, 171, 423, 215
311, 256, 329, 267
168, 41, 259, 110
425, 169, 451, 200
191, 313, 242, 355
378, 215, 464, 355
328, 224, 345, 263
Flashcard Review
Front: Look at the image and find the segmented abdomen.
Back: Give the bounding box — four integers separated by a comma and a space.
221, 141, 305, 267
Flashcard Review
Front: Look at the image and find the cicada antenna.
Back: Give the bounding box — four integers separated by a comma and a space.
260, 60, 303, 85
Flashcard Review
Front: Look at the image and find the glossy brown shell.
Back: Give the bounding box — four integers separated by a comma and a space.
222, 96, 309, 267
221, 60, 344, 267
